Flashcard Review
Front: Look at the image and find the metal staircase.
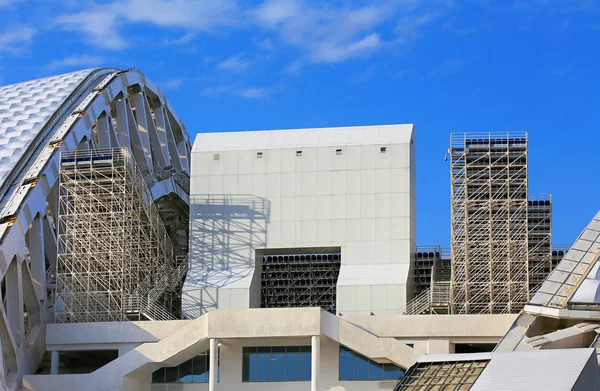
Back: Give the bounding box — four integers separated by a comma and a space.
397, 258, 451, 315
124, 255, 189, 321
430, 258, 451, 314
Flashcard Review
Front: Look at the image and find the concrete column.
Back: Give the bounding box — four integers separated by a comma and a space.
311, 335, 320, 391
50, 351, 60, 374
209, 338, 219, 391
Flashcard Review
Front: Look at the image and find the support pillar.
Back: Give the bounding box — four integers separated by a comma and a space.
209, 338, 218, 391
50, 350, 59, 374
311, 335, 320, 391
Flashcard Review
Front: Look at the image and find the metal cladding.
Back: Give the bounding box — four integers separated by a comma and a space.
0, 68, 190, 388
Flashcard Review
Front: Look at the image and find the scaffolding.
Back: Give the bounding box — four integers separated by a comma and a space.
450, 133, 529, 314
528, 195, 553, 295
260, 252, 341, 314
55, 148, 186, 323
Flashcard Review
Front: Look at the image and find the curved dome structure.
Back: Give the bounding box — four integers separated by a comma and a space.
0, 68, 190, 388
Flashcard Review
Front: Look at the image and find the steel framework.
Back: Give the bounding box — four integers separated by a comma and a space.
528, 195, 553, 294
450, 133, 529, 314
260, 252, 341, 314
55, 148, 184, 323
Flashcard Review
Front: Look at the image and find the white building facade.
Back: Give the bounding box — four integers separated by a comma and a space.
182, 125, 416, 317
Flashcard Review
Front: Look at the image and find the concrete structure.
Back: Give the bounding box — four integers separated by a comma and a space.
2, 68, 599, 391
23, 309, 515, 390
183, 125, 416, 317
0, 68, 190, 389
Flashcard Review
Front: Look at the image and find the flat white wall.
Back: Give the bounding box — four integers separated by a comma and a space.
183, 126, 416, 317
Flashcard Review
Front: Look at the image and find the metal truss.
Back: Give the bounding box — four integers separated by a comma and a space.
450, 133, 529, 314
0, 69, 190, 387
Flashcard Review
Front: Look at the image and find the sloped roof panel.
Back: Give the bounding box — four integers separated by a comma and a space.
0, 69, 94, 187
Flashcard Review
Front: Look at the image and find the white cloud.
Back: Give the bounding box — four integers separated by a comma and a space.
253, 0, 446, 64
202, 84, 270, 99
0, 25, 35, 54
161, 79, 184, 89
217, 54, 250, 72
55, 11, 127, 50
46, 54, 104, 71
53, 0, 451, 65
55, 0, 238, 51
234, 87, 269, 99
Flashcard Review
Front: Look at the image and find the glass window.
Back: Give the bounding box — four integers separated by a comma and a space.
339, 346, 405, 381
242, 346, 311, 382
177, 358, 193, 383
339, 347, 353, 381
300, 346, 311, 381
285, 347, 300, 381
257, 347, 271, 381
271, 347, 286, 381
151, 350, 215, 384
152, 368, 165, 383
192, 353, 209, 383
165, 365, 178, 383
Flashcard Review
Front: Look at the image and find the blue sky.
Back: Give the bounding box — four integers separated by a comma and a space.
0, 0, 599, 247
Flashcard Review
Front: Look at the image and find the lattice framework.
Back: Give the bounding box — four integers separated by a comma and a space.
450, 133, 529, 314
56, 148, 177, 323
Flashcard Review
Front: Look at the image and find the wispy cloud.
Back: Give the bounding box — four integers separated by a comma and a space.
55, 0, 239, 51
234, 87, 269, 99
0, 25, 35, 54
161, 78, 184, 89
253, 1, 387, 63
202, 84, 271, 99
163, 32, 196, 45
0, 0, 13, 7
52, 0, 452, 65
217, 53, 250, 72
427, 59, 465, 79
45, 54, 104, 71
55, 11, 127, 50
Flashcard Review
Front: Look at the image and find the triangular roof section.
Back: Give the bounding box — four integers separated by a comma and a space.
526, 210, 600, 315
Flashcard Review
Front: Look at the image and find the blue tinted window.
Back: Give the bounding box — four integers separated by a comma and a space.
192, 354, 209, 383
369, 360, 383, 380
152, 350, 215, 384
300, 346, 311, 381
383, 364, 401, 380
177, 359, 193, 383
271, 347, 286, 381
339, 346, 405, 381
339, 347, 353, 380
257, 347, 271, 381
285, 347, 300, 381
353, 351, 369, 380
242, 346, 311, 382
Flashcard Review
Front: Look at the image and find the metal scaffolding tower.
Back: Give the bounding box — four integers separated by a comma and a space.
528, 195, 553, 294
450, 133, 529, 314
55, 148, 186, 323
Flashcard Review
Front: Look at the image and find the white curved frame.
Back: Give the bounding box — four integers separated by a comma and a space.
0, 68, 191, 387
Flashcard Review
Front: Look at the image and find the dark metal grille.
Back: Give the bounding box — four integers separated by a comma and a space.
260, 252, 341, 314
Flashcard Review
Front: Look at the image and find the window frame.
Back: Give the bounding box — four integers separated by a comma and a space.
242, 346, 311, 382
